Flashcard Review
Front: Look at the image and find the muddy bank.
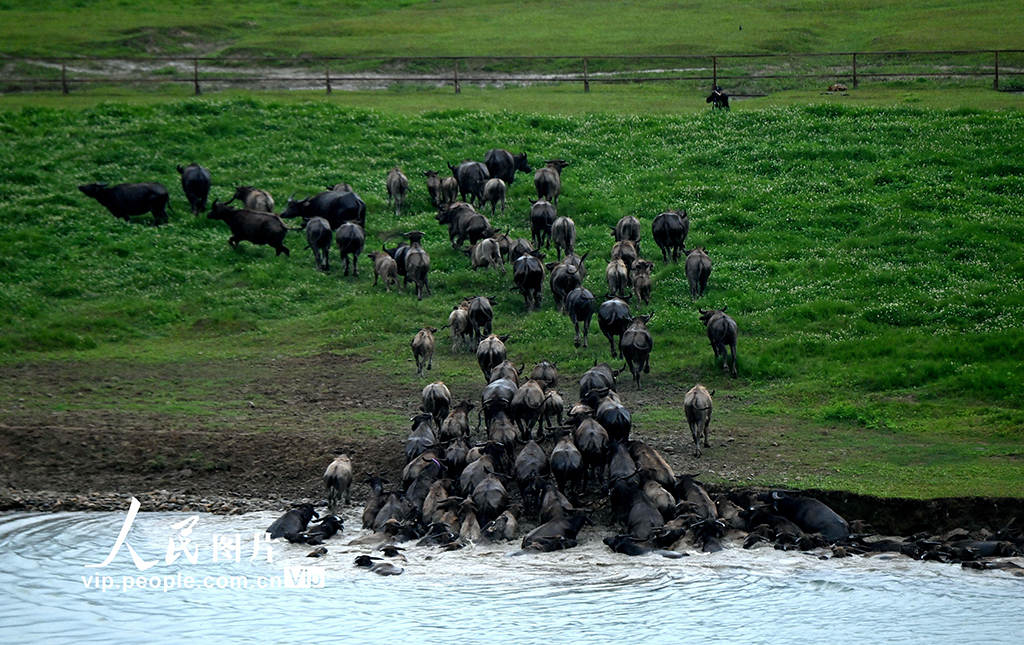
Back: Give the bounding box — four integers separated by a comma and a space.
1, 354, 1022, 537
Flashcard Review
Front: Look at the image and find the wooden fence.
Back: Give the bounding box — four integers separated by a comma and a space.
2, 50, 1022, 95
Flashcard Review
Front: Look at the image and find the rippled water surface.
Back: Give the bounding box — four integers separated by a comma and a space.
2, 510, 1022, 644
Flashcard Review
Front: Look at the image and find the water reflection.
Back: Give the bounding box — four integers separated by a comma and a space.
1, 510, 1021, 645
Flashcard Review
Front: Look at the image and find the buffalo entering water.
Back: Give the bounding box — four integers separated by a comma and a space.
1, 510, 1022, 645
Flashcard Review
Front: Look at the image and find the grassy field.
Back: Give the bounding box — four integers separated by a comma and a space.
1, 97, 1022, 498
1, 0, 1021, 58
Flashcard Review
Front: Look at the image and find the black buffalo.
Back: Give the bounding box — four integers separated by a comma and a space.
267, 503, 318, 539
513, 250, 546, 311
281, 190, 366, 230
484, 149, 532, 185
78, 182, 170, 225
177, 164, 211, 215
598, 297, 632, 358
448, 160, 490, 206
208, 201, 290, 256
565, 286, 596, 348
651, 210, 689, 263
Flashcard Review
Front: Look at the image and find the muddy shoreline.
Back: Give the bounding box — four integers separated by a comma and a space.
2, 354, 1022, 537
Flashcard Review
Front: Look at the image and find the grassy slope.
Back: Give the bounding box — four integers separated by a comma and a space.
0, 98, 1022, 498
0, 1, 1021, 57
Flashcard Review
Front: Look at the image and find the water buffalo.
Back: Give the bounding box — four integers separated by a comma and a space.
404, 231, 431, 300
78, 182, 169, 225
511, 379, 546, 440
565, 286, 596, 348
437, 202, 493, 249
529, 199, 556, 249
541, 389, 564, 436
507, 236, 534, 264
468, 238, 505, 274
514, 440, 549, 516
440, 400, 474, 443
620, 313, 653, 389
699, 307, 738, 376
484, 149, 531, 185
684, 247, 712, 299
421, 381, 451, 427
489, 359, 522, 386
608, 442, 640, 521
520, 512, 591, 553
764, 491, 850, 542
323, 452, 353, 511
281, 190, 366, 229
367, 250, 400, 292
267, 503, 318, 540
551, 216, 576, 260
440, 176, 459, 206
207, 201, 290, 255
424, 170, 443, 208
446, 300, 472, 352
512, 250, 546, 311
472, 473, 509, 526
481, 178, 507, 217
405, 412, 437, 463
335, 221, 365, 276
483, 508, 521, 542
530, 360, 558, 391
631, 259, 654, 305
177, 163, 211, 215
548, 259, 583, 313
362, 475, 388, 529
613, 215, 641, 248
534, 159, 568, 205
605, 259, 629, 299
574, 413, 609, 491
448, 160, 490, 205
467, 296, 497, 343
598, 297, 632, 358
610, 240, 638, 274
651, 210, 689, 263
304, 216, 333, 271
707, 86, 730, 110
412, 327, 438, 377
596, 393, 632, 445
627, 489, 666, 541
550, 432, 584, 498
683, 384, 714, 457
230, 185, 274, 213
476, 333, 510, 381
578, 362, 623, 408
387, 167, 409, 216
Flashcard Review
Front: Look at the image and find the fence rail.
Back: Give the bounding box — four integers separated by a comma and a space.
2, 50, 1023, 95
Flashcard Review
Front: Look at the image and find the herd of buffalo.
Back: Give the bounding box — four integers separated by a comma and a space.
76, 150, 739, 382
77, 155, 1023, 573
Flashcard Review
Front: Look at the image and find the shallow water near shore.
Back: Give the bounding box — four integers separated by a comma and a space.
1, 510, 1022, 645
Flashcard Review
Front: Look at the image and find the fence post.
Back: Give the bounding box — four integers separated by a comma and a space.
326, 61, 332, 94
454, 59, 461, 94
583, 58, 589, 93
712, 56, 717, 88
852, 53, 858, 89
193, 59, 201, 95
994, 51, 999, 90
61, 63, 68, 95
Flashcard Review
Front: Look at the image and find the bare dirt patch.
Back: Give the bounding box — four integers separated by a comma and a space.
2, 355, 1022, 535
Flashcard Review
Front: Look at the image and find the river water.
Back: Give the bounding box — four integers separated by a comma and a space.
1, 509, 1021, 644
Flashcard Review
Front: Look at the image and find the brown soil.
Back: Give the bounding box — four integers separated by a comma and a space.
2, 354, 1022, 535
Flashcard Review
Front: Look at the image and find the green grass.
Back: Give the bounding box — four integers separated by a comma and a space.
1, 97, 1022, 499
1, 1, 1021, 58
